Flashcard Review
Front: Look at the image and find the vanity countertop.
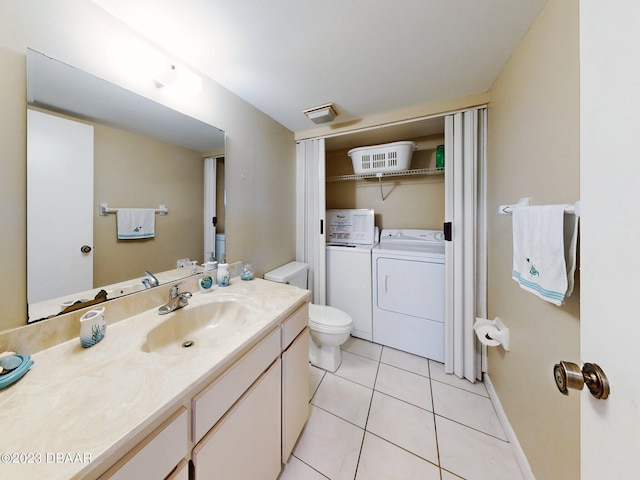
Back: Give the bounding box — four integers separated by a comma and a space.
0, 278, 310, 479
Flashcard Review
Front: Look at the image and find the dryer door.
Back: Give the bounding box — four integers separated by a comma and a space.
375, 257, 445, 322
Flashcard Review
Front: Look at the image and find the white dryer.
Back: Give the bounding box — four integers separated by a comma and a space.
371, 229, 445, 361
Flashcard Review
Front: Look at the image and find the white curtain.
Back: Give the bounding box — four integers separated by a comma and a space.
295, 139, 326, 304
444, 108, 487, 382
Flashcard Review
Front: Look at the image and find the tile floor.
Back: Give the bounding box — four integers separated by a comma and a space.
279, 337, 525, 480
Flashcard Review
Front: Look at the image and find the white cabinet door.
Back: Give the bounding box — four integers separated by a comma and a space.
282, 328, 310, 463
192, 360, 282, 480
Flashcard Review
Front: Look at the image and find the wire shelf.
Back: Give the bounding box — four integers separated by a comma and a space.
326, 167, 444, 182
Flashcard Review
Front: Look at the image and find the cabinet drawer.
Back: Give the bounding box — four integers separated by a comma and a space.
192, 327, 280, 443
100, 407, 187, 480
281, 303, 309, 350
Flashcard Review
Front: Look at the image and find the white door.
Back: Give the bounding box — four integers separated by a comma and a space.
203, 157, 218, 263
295, 139, 326, 303
444, 108, 487, 382
27, 109, 94, 306
580, 2, 640, 477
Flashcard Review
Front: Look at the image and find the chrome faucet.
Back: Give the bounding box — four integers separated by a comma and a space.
158, 283, 192, 315
142, 270, 159, 289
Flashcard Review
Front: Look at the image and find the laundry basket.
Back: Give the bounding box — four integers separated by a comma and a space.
348, 141, 417, 174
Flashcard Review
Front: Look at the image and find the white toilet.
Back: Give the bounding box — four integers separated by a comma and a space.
264, 261, 352, 372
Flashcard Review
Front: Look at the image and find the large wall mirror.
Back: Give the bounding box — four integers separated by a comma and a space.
26, 49, 226, 322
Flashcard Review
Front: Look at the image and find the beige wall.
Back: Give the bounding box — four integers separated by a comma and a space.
93, 123, 204, 286
0, 0, 296, 331
486, 0, 580, 479
326, 135, 445, 230
0, 47, 26, 331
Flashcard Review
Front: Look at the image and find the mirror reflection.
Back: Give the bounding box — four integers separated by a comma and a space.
26, 49, 226, 322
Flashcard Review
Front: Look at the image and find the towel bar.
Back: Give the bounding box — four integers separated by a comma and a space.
498, 198, 580, 218
99, 203, 168, 216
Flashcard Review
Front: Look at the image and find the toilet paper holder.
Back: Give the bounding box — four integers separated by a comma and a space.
474, 317, 510, 351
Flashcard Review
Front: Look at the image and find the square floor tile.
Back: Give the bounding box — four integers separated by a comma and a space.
380, 347, 430, 377
374, 362, 433, 411
312, 373, 373, 428
293, 405, 365, 480
334, 351, 379, 388
436, 416, 524, 480
432, 381, 506, 440
342, 336, 383, 361
355, 432, 441, 480
441, 470, 464, 480
279, 456, 329, 480
366, 392, 438, 464
429, 360, 489, 397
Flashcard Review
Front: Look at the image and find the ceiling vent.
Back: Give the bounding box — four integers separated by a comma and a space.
303, 103, 337, 124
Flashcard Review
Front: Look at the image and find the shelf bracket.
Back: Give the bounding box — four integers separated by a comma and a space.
377, 173, 386, 202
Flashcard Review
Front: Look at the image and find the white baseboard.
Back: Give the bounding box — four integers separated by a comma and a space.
484, 373, 536, 480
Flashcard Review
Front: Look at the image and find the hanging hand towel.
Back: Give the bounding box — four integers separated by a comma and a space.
116, 208, 155, 239
511, 205, 578, 306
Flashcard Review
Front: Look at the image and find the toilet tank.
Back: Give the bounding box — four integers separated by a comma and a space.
264, 261, 309, 289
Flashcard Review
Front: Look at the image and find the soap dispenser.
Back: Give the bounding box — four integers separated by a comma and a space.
217, 263, 230, 287
199, 261, 217, 293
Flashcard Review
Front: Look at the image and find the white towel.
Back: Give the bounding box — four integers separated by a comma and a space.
511, 205, 579, 306
116, 208, 155, 239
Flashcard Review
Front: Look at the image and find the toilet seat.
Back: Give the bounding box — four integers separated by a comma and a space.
309, 319, 352, 335
309, 304, 352, 334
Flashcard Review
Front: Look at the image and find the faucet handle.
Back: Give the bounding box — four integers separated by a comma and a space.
144, 270, 159, 287
169, 282, 184, 298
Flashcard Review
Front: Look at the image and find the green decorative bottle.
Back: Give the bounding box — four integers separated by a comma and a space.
436, 145, 445, 169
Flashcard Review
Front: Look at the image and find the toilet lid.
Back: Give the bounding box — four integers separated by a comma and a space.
309, 304, 352, 328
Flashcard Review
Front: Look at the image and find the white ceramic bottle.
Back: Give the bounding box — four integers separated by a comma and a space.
79, 306, 106, 348
199, 261, 217, 293
217, 263, 230, 287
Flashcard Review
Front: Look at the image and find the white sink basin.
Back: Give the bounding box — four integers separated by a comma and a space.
142, 298, 250, 355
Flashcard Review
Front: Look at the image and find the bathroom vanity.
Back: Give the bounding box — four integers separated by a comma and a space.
0, 277, 310, 480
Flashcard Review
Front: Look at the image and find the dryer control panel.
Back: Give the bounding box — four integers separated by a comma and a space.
380, 229, 444, 242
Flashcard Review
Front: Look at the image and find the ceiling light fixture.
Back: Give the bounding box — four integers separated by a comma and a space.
122, 38, 202, 98
153, 62, 202, 97
303, 103, 337, 124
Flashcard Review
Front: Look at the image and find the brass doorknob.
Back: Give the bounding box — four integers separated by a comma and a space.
553, 361, 610, 399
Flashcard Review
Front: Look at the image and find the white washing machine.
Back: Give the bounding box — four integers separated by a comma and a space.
372, 229, 445, 361
327, 243, 375, 341
326, 209, 377, 341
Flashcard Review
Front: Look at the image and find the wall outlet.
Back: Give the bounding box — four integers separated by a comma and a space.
177, 258, 191, 268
